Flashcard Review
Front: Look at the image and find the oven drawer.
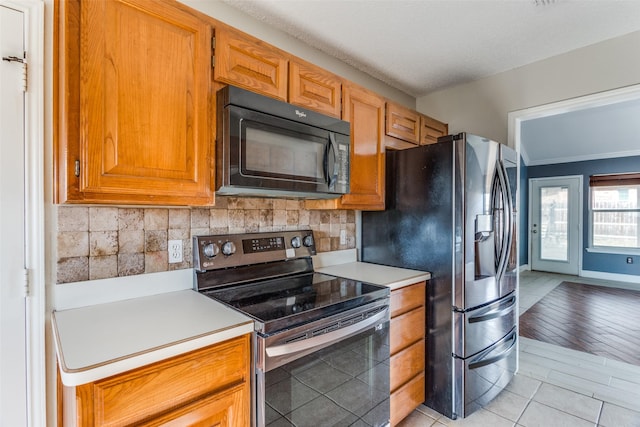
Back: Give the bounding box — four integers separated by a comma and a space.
391, 305, 425, 354
390, 338, 425, 392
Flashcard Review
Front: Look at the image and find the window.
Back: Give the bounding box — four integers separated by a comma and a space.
590, 173, 640, 250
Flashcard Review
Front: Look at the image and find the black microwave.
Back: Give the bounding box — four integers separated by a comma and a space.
216, 85, 350, 199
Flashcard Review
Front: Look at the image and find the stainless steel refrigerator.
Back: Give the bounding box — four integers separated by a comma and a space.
361, 132, 518, 419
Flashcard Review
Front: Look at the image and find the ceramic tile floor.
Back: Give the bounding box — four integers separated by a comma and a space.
397, 271, 640, 427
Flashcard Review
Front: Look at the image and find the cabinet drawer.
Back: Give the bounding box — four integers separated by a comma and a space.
390, 307, 425, 354
390, 339, 425, 393
140, 382, 249, 427
77, 335, 249, 427
390, 371, 425, 426
390, 282, 425, 318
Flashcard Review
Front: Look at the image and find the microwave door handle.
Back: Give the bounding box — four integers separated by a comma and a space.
325, 133, 338, 189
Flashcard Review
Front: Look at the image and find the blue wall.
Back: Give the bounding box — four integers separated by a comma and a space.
524, 155, 640, 276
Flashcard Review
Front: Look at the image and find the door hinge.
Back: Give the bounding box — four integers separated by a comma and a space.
75, 160, 80, 177
23, 268, 30, 297
2, 52, 27, 92
211, 36, 215, 68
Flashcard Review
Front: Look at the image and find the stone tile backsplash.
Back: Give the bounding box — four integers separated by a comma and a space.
56, 197, 357, 284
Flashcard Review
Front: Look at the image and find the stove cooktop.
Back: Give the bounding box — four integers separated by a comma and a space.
193, 230, 389, 335
203, 272, 389, 335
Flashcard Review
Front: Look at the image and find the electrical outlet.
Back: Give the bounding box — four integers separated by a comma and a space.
168, 239, 183, 264
340, 229, 347, 245
627, 257, 634, 264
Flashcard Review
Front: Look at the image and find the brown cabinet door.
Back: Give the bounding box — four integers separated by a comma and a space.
74, 335, 250, 427
420, 115, 448, 145
339, 82, 386, 210
386, 101, 420, 145
214, 26, 288, 101
289, 59, 342, 118
56, 0, 213, 205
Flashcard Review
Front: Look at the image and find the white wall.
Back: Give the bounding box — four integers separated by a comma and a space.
182, 0, 415, 108
416, 30, 640, 146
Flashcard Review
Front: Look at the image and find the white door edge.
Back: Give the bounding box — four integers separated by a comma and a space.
0, 0, 46, 425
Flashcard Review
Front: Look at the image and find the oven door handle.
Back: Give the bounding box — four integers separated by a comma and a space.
266, 308, 388, 359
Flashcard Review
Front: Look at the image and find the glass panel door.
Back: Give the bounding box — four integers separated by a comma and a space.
540, 186, 568, 261
530, 176, 582, 275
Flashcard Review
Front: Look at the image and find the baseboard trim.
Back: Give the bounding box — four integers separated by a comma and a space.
519, 264, 530, 272
580, 269, 640, 284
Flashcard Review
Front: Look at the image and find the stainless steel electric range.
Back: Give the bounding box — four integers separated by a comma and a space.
193, 230, 391, 427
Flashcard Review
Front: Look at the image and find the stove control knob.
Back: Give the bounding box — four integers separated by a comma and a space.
221, 241, 236, 256
303, 235, 314, 247
203, 243, 219, 258
291, 236, 301, 248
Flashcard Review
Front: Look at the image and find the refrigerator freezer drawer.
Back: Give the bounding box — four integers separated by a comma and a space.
454, 328, 517, 419
454, 292, 516, 358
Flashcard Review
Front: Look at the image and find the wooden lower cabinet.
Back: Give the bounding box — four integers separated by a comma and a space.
389, 282, 426, 426
62, 335, 251, 427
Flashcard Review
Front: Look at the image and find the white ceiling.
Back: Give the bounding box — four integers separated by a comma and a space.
221, 0, 640, 165
222, 0, 640, 97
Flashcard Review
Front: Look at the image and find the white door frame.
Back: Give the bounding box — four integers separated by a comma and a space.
529, 175, 583, 275
507, 84, 640, 166
507, 83, 640, 274
0, 1, 45, 425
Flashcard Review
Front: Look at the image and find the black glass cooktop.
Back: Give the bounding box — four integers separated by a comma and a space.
204, 272, 389, 334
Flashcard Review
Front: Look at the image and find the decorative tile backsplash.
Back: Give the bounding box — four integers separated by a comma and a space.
56, 197, 356, 284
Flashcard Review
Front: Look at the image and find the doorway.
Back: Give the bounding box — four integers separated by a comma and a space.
529, 176, 582, 275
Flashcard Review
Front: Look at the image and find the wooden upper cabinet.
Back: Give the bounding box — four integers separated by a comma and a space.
386, 101, 420, 145
214, 26, 288, 101
55, 0, 213, 205
306, 82, 385, 211
384, 101, 448, 150
339, 82, 386, 210
420, 115, 448, 145
289, 59, 342, 118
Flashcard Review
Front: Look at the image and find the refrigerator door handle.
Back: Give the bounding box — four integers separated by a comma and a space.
468, 294, 517, 323
468, 330, 517, 370
493, 161, 514, 281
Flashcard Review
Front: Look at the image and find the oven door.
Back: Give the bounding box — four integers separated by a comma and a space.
256, 301, 390, 427
218, 105, 350, 198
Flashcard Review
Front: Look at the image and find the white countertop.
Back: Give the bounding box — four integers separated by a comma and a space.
314, 257, 430, 291
53, 289, 253, 386
53, 250, 430, 387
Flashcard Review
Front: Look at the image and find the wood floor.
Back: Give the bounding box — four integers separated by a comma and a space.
519, 281, 640, 366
